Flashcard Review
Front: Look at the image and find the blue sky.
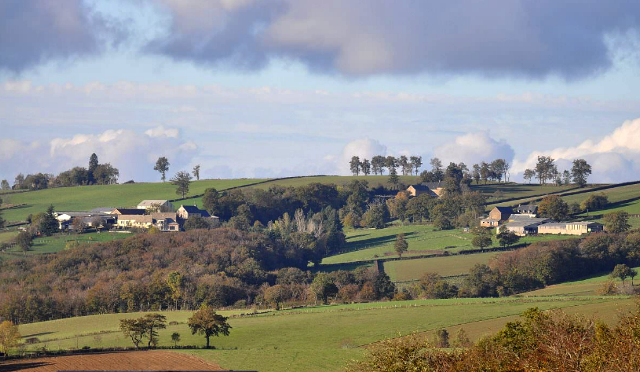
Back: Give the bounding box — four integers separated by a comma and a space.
1, 0, 640, 183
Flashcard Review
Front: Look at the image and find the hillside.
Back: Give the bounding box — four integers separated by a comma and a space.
17, 296, 636, 372
0, 178, 267, 223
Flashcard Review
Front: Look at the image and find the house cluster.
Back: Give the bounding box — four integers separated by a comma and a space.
55, 200, 218, 232
481, 204, 603, 236
406, 183, 445, 198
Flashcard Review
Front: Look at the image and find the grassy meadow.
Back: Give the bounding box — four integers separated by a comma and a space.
0, 178, 267, 223
17, 296, 636, 372
522, 266, 640, 297
384, 251, 501, 282
0, 231, 134, 260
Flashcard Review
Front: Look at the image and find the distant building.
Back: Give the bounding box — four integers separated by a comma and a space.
116, 215, 155, 229
481, 206, 513, 227
111, 208, 146, 215
137, 200, 174, 212
514, 204, 538, 217
151, 212, 180, 232
176, 205, 220, 224
406, 183, 443, 198
538, 221, 604, 236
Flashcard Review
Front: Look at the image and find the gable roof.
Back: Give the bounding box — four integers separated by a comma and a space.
516, 204, 538, 214
112, 208, 146, 215
493, 206, 513, 214
118, 215, 154, 223
138, 200, 171, 207
179, 205, 211, 217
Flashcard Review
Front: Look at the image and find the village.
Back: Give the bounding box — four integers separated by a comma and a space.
54, 200, 219, 233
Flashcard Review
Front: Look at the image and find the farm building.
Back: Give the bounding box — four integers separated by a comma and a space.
55, 211, 116, 230
514, 204, 538, 216
406, 184, 443, 198
481, 206, 513, 227
116, 215, 155, 229
177, 205, 217, 220
151, 212, 180, 231
500, 217, 550, 236
137, 200, 174, 212
538, 222, 604, 236
111, 208, 145, 215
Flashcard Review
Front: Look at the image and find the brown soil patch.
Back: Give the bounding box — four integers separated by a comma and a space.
0, 350, 222, 372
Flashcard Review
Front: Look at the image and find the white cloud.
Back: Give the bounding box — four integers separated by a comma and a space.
335, 138, 387, 175
434, 132, 515, 167
513, 118, 640, 182
0, 126, 198, 183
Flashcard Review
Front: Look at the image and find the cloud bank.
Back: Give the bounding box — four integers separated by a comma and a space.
2, 0, 640, 79
434, 132, 515, 167
0, 126, 198, 183
514, 119, 640, 183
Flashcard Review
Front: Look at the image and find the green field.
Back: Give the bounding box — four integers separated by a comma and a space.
477, 183, 577, 204
323, 223, 574, 266
17, 296, 636, 372
384, 251, 501, 282
0, 179, 266, 223
522, 266, 640, 297
251, 175, 421, 189
0, 230, 19, 243
0, 231, 133, 260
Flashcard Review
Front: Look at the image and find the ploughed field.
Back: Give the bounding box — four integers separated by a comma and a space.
0, 350, 221, 371
16, 296, 636, 372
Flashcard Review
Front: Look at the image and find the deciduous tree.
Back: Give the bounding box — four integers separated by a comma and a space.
0, 321, 21, 358
394, 233, 408, 257
603, 211, 631, 233
571, 158, 592, 187
471, 226, 492, 250
154, 157, 170, 182
349, 156, 361, 176
188, 306, 232, 349
192, 165, 201, 180
538, 195, 569, 221
410, 156, 422, 176
171, 171, 192, 199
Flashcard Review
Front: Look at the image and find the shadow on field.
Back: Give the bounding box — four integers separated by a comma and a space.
0, 362, 51, 372
343, 232, 417, 253
21, 332, 54, 338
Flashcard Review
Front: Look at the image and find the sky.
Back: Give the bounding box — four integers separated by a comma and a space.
1, 0, 640, 183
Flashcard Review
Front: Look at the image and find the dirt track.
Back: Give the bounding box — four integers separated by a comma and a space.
0, 350, 222, 372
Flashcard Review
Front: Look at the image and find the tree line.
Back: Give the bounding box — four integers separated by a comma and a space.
523, 156, 592, 186
5, 153, 119, 191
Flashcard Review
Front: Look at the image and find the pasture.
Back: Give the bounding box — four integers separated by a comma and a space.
384, 251, 501, 282
0, 178, 266, 223
323, 222, 575, 266
0, 231, 133, 260
522, 266, 640, 297
17, 296, 636, 372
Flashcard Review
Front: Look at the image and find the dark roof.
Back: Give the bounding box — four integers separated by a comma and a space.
494, 207, 513, 214
516, 205, 538, 213
112, 208, 145, 215
409, 184, 432, 191
181, 205, 211, 217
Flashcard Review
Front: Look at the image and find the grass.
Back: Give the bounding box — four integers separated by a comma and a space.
249, 175, 422, 190
323, 223, 575, 266
0, 179, 267, 223
475, 183, 577, 204
18, 296, 636, 372
522, 266, 640, 297
384, 251, 501, 282
0, 230, 19, 243
0, 231, 133, 260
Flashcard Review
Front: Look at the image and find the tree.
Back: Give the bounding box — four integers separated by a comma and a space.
120, 318, 147, 348
192, 165, 201, 181
433, 328, 450, 348
603, 211, 631, 233
184, 216, 212, 230
610, 264, 632, 285
154, 157, 170, 182
471, 227, 492, 251
142, 313, 167, 347
430, 158, 444, 182
171, 171, 192, 199
93, 163, 119, 185
264, 284, 287, 310
361, 159, 371, 176
479, 162, 491, 184
371, 155, 386, 175
388, 167, 399, 189
394, 233, 409, 257
0, 321, 21, 358
0, 180, 9, 191
362, 203, 390, 229
410, 156, 423, 176
523, 169, 535, 184
562, 170, 571, 185
88, 153, 99, 184
0, 197, 3, 229
538, 195, 569, 221
349, 156, 361, 176
630, 268, 638, 286
497, 225, 520, 248
310, 273, 339, 304
571, 159, 592, 187
171, 332, 181, 347
385, 156, 398, 175
535, 156, 555, 184
490, 159, 507, 182
40, 205, 59, 236
188, 306, 232, 349
13, 173, 25, 189
202, 188, 219, 216
472, 164, 481, 184
15, 231, 32, 252
581, 193, 608, 212
399, 155, 411, 176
